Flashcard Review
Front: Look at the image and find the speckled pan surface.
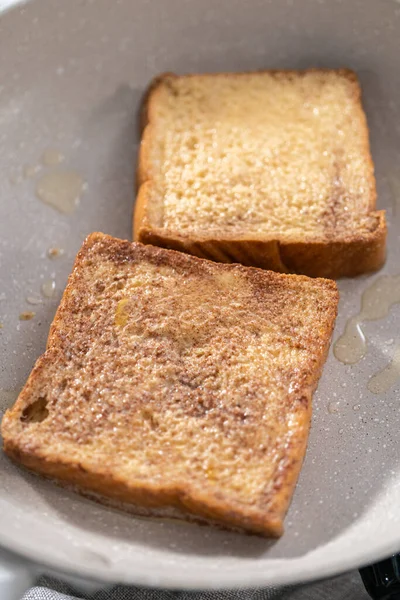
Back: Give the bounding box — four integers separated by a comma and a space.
0, 0, 400, 590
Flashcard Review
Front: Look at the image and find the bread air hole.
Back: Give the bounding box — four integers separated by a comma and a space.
20, 396, 49, 423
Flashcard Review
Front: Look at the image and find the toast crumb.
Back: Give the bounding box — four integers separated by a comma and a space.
19, 311, 36, 321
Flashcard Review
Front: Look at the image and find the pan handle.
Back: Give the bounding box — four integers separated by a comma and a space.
360, 554, 400, 599
0, 549, 35, 600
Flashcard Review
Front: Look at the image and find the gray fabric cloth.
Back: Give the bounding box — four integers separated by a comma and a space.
22, 571, 370, 600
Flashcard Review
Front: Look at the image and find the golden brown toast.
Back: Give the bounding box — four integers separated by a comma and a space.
1, 233, 338, 536
134, 69, 386, 278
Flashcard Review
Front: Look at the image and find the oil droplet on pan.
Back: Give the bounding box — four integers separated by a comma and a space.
23, 164, 41, 178
36, 170, 86, 214
41, 280, 56, 298
334, 274, 400, 364
368, 346, 400, 395
26, 295, 42, 305
41, 148, 65, 166
328, 401, 340, 414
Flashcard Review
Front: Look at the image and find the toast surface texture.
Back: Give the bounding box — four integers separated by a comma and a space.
2, 233, 338, 536
135, 69, 386, 278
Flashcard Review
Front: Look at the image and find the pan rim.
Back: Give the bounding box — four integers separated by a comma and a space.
0, 529, 399, 589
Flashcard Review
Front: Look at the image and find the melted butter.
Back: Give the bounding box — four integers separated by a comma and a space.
368, 346, 400, 394
41, 148, 64, 166
328, 401, 340, 414
334, 275, 400, 364
215, 270, 242, 291
36, 170, 85, 214
41, 279, 56, 298
115, 298, 130, 327
23, 164, 41, 178
26, 295, 42, 305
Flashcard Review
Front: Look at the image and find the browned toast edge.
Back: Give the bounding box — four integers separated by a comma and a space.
134, 69, 387, 279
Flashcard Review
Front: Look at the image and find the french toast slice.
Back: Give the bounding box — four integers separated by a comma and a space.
134, 69, 386, 278
1, 233, 338, 536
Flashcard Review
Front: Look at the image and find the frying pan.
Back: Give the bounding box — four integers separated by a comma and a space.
1, 0, 400, 596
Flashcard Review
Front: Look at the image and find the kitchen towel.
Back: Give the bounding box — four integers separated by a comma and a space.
23, 571, 370, 600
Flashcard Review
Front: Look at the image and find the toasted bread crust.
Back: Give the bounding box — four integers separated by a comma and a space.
2, 234, 338, 537
134, 70, 387, 278
3, 437, 284, 536
137, 199, 386, 278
